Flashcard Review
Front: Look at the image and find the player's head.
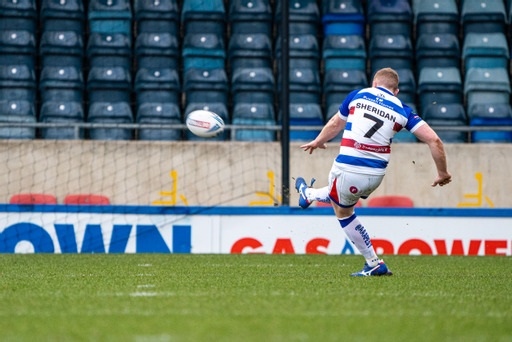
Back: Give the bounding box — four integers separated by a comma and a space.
372, 68, 399, 96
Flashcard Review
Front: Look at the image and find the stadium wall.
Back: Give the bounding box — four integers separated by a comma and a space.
0, 140, 510, 208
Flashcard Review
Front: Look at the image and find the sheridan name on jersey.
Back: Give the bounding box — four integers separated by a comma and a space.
336, 86, 425, 175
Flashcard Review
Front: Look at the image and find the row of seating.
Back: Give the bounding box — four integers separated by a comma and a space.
0, 0, 511, 143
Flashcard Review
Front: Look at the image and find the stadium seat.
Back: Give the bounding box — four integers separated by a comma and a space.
231, 67, 274, 104
275, 33, 320, 70
0, 29, 36, 67
288, 103, 323, 141
137, 103, 182, 141
0, 99, 35, 139
182, 32, 226, 71
183, 68, 228, 106
39, 101, 85, 139
135, 68, 180, 107
422, 103, 468, 143
88, 0, 132, 35
135, 32, 179, 70
369, 34, 414, 74
229, 0, 272, 35
414, 0, 459, 36
181, 0, 226, 35
275, 0, 319, 24
395, 68, 416, 106
0, 0, 37, 32
468, 103, 512, 143
64, 194, 111, 205
0, 64, 36, 102
417, 67, 463, 112
9, 193, 57, 205
367, 195, 414, 207
232, 102, 276, 141
464, 68, 511, 110
367, 0, 413, 37
461, 0, 507, 35
39, 31, 84, 68
40, 0, 85, 32
322, 34, 366, 71
462, 33, 510, 72
86, 32, 131, 69
286, 67, 321, 104
184, 102, 229, 141
415, 33, 460, 71
323, 69, 367, 111
87, 66, 131, 103
321, 0, 366, 36
134, 0, 179, 34
87, 102, 133, 140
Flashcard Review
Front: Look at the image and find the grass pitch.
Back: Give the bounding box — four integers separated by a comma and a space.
0, 254, 511, 342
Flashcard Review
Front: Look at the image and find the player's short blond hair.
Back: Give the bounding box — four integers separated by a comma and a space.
373, 68, 399, 92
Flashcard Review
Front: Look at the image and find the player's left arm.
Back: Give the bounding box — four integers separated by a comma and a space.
412, 123, 452, 187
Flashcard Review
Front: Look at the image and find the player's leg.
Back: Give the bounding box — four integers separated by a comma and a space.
328, 170, 392, 276
294, 177, 330, 209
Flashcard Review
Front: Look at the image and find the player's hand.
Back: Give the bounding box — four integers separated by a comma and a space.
300, 140, 327, 154
432, 172, 452, 187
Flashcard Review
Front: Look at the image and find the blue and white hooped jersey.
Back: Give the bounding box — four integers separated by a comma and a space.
336, 86, 425, 175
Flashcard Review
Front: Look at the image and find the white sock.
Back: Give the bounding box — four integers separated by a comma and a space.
338, 214, 379, 267
305, 186, 331, 203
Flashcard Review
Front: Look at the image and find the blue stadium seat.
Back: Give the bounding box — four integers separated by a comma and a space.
135, 32, 179, 69
39, 101, 85, 139
0, 0, 37, 32
284, 67, 321, 104
137, 103, 182, 141
415, 33, 460, 71
0, 99, 36, 139
369, 34, 413, 74
414, 0, 459, 36
0, 29, 36, 67
322, 34, 366, 71
232, 102, 276, 141
422, 103, 468, 143
288, 103, 323, 141
229, 0, 272, 35
228, 33, 272, 60
461, 0, 506, 35
275, 0, 319, 24
40, 0, 85, 33
87, 102, 133, 140
182, 32, 226, 70
468, 103, 512, 143
39, 66, 84, 103
462, 33, 510, 72
86, 32, 131, 69
321, 0, 365, 36
88, 0, 132, 35
135, 68, 180, 106
184, 102, 229, 141
181, 0, 225, 35
231, 67, 274, 104
367, 0, 413, 37
417, 67, 463, 112
464, 68, 511, 110
134, 0, 179, 34
275, 33, 319, 69
87, 66, 131, 103
323, 69, 367, 111
0, 64, 36, 102
183, 68, 228, 106
39, 31, 84, 68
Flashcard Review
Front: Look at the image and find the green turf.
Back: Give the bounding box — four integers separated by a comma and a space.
0, 254, 511, 342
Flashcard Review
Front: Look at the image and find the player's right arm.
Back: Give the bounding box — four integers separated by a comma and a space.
300, 114, 346, 154
413, 124, 452, 187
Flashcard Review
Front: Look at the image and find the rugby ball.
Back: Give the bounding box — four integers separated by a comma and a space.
186, 110, 225, 138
